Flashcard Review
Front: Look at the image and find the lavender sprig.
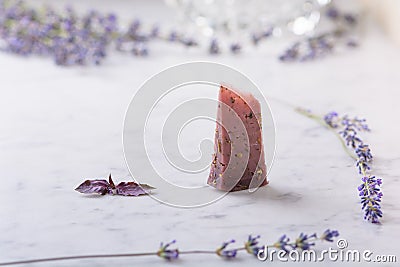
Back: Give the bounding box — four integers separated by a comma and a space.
296, 108, 383, 224
0, 229, 339, 265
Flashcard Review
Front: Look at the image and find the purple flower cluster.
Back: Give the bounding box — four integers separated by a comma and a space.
244, 235, 263, 256
358, 176, 383, 223
279, 6, 358, 62
252, 27, 273, 45
324, 111, 339, 128
273, 235, 292, 252
323, 112, 383, 224
319, 229, 340, 242
293, 233, 317, 250
208, 38, 220, 55
216, 239, 237, 259
157, 240, 179, 260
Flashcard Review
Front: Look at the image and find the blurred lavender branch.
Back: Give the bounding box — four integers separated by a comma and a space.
279, 6, 359, 62
0, 0, 359, 66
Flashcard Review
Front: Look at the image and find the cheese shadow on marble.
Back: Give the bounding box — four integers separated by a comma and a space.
216, 186, 302, 203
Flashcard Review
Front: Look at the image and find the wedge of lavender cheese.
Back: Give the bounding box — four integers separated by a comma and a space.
208, 85, 268, 191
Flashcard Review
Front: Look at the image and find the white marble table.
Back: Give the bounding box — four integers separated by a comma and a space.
1, 1, 400, 266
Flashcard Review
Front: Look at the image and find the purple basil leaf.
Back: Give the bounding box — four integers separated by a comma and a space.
75, 179, 112, 195
139, 183, 156, 190
108, 174, 116, 189
115, 182, 150, 196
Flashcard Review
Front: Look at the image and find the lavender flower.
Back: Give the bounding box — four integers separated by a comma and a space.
363, 202, 383, 224
293, 233, 316, 250
168, 31, 178, 42
279, 42, 300, 62
341, 115, 370, 131
344, 14, 357, 25
244, 235, 262, 256
157, 240, 179, 260
230, 43, 241, 54
324, 111, 339, 128
150, 25, 160, 38
216, 239, 237, 259
359, 176, 383, 223
341, 127, 362, 148
356, 159, 371, 174
209, 38, 220, 54
252, 27, 273, 45
273, 235, 291, 253
326, 7, 339, 19
355, 144, 373, 162
131, 42, 148, 56
346, 39, 359, 48
319, 229, 340, 242
179, 37, 197, 47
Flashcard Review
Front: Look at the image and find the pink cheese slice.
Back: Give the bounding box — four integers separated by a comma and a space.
208, 85, 268, 191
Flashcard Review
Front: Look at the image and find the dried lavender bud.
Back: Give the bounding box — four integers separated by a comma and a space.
324, 111, 339, 128
326, 7, 340, 19
292, 233, 317, 250
180, 37, 197, 47
132, 42, 148, 56
343, 14, 357, 25
209, 38, 220, 54
230, 43, 241, 54
273, 235, 291, 253
168, 31, 178, 42
157, 240, 179, 260
244, 235, 262, 256
279, 42, 300, 62
347, 39, 358, 47
319, 229, 340, 242
216, 239, 237, 259
252, 27, 273, 45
